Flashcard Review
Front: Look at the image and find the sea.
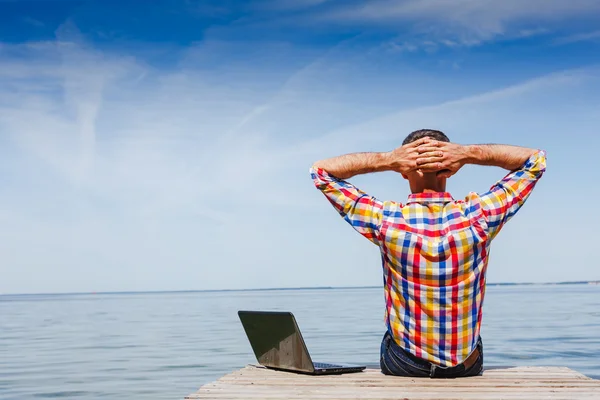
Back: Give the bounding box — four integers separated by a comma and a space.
1, 284, 599, 399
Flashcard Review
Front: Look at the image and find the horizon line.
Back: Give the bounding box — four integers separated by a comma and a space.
1, 280, 599, 297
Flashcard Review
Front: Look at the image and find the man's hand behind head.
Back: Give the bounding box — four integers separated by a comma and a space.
388, 136, 435, 177
416, 141, 471, 179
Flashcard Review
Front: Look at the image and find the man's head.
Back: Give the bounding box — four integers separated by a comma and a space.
402, 129, 450, 194
402, 129, 450, 146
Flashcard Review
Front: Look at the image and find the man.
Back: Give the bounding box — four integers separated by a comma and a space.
310, 129, 546, 378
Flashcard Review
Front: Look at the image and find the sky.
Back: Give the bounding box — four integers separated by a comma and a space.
1, 0, 599, 294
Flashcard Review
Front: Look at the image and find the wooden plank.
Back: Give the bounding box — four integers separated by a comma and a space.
223, 365, 590, 379
187, 392, 600, 400
186, 366, 600, 400
186, 392, 598, 400
219, 369, 592, 380
188, 391, 600, 398
208, 381, 600, 389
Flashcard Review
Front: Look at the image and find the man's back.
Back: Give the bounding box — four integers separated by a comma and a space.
378, 193, 493, 367
311, 134, 546, 372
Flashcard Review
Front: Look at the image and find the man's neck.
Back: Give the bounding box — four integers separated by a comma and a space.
412, 188, 447, 194
410, 178, 447, 194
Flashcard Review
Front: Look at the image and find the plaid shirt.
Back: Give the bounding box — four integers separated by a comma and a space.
311, 150, 546, 367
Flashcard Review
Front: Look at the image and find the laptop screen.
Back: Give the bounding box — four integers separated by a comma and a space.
238, 311, 314, 372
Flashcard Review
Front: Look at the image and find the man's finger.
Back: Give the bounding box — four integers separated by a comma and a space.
409, 137, 431, 148
416, 157, 445, 166
415, 145, 442, 154
417, 161, 445, 171
416, 150, 443, 158
417, 140, 439, 148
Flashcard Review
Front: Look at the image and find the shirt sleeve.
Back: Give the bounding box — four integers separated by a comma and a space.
479, 150, 547, 239
310, 166, 383, 245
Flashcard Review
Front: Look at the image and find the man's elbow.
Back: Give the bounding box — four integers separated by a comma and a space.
312, 160, 325, 170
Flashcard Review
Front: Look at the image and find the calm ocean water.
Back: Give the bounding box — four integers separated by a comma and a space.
1, 285, 599, 399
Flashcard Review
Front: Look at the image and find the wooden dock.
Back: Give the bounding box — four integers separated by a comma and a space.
186, 365, 600, 399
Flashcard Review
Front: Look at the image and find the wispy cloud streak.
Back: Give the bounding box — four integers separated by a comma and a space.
1, 13, 600, 293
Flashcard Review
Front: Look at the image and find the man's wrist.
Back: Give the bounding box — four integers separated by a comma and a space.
376, 152, 395, 172
462, 145, 485, 165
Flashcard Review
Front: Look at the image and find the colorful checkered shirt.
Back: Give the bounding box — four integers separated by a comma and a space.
311, 150, 546, 367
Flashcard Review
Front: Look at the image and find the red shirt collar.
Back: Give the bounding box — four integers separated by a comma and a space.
407, 192, 454, 204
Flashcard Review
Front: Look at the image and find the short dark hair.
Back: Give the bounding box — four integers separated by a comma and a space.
402, 129, 450, 146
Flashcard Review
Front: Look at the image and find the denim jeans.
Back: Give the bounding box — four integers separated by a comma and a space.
380, 331, 484, 378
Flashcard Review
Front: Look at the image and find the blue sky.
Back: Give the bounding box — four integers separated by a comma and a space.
1, 0, 600, 294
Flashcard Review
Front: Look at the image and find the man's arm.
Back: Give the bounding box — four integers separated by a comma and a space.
310, 137, 433, 245
466, 144, 539, 171
415, 142, 539, 177
478, 147, 546, 238
310, 166, 383, 245
313, 136, 433, 179
417, 141, 546, 238
313, 152, 392, 180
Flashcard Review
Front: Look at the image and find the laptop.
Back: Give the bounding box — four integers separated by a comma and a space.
238, 310, 366, 375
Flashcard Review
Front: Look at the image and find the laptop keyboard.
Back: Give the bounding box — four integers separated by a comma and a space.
314, 362, 343, 369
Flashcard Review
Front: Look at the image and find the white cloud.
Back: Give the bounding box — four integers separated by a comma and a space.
1, 23, 600, 294
383, 27, 551, 53
254, 0, 331, 11
22, 17, 45, 28
282, 66, 597, 161
318, 0, 600, 45
555, 30, 600, 45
